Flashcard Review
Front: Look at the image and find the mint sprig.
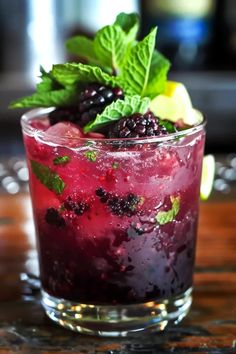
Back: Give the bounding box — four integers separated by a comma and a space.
9, 13, 170, 115
30, 160, 65, 194
156, 196, 180, 225
84, 95, 150, 133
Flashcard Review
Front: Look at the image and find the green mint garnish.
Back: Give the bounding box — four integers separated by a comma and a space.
9, 13, 170, 115
84, 95, 150, 133
9, 66, 77, 108
53, 156, 70, 165
119, 27, 157, 97
30, 160, 65, 194
66, 12, 139, 70
84, 151, 97, 162
112, 162, 119, 169
156, 196, 180, 225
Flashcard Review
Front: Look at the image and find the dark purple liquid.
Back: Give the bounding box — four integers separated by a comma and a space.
24, 117, 205, 305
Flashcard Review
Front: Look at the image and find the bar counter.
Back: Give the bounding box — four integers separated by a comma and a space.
0, 193, 236, 353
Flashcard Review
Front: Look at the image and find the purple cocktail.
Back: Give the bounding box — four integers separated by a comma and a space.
21, 108, 205, 334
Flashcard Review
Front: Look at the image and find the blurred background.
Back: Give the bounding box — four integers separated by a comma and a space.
0, 0, 236, 195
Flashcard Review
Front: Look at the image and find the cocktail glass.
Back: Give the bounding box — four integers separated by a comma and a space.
21, 107, 206, 336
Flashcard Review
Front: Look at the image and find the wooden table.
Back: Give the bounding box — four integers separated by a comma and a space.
0, 193, 236, 353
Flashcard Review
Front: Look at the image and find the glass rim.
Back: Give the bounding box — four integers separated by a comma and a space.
21, 107, 206, 145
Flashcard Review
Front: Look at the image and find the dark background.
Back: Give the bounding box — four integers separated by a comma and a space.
0, 0, 236, 156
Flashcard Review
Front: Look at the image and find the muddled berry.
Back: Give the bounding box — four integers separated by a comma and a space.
45, 208, 66, 227
107, 111, 169, 139
96, 188, 140, 217
95, 187, 107, 197
64, 197, 90, 216
95, 187, 109, 202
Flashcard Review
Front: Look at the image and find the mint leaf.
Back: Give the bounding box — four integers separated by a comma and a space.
36, 66, 62, 93
114, 12, 140, 43
53, 156, 70, 165
37, 76, 55, 93
84, 151, 97, 162
84, 95, 150, 133
9, 88, 77, 108
30, 160, 65, 194
52, 63, 122, 88
94, 25, 126, 71
156, 196, 180, 225
120, 27, 157, 97
65, 36, 99, 65
143, 50, 170, 98
9, 65, 77, 108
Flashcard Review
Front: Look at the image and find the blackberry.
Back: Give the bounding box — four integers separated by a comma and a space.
48, 84, 123, 128
64, 197, 90, 215
78, 84, 124, 127
107, 111, 168, 139
48, 107, 80, 126
45, 208, 66, 227
107, 193, 140, 216
96, 188, 140, 217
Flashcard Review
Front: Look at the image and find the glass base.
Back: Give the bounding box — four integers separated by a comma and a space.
41, 288, 192, 337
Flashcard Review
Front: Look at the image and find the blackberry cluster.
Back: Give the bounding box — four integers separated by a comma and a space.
78, 84, 123, 127
64, 197, 90, 216
48, 84, 124, 128
45, 208, 66, 227
96, 188, 140, 217
107, 112, 167, 139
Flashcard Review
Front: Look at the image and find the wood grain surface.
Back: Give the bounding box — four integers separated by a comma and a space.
0, 193, 236, 353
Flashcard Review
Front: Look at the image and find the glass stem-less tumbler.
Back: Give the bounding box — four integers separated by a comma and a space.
21, 108, 205, 336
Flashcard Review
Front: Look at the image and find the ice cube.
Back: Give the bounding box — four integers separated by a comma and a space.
46, 122, 84, 138
44, 122, 85, 146
30, 117, 50, 131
